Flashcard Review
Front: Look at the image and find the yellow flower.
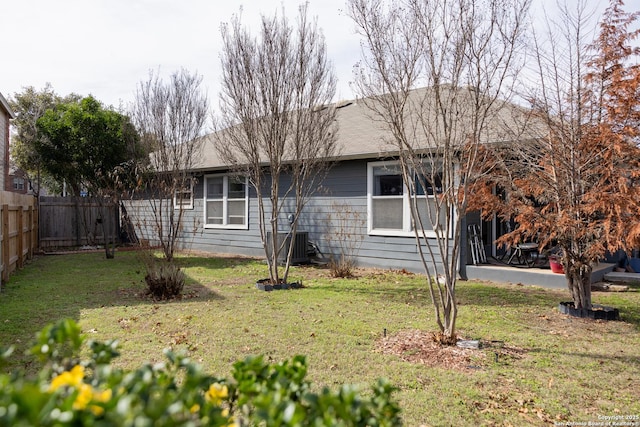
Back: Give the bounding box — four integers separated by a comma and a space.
73, 384, 93, 410
89, 388, 112, 416
221, 408, 238, 427
90, 405, 105, 417
190, 404, 201, 413
93, 388, 112, 403
205, 383, 228, 406
49, 365, 112, 417
49, 365, 85, 391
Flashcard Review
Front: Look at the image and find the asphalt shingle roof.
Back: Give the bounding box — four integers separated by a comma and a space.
194, 86, 542, 171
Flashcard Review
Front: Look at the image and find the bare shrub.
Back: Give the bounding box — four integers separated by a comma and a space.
143, 258, 185, 300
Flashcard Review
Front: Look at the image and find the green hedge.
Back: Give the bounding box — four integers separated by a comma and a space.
0, 319, 401, 426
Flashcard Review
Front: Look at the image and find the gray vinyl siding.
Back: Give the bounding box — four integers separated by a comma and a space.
152, 158, 451, 273
181, 182, 263, 257
302, 160, 447, 272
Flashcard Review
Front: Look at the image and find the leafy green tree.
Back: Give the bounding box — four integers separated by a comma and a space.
9, 84, 80, 196
35, 95, 140, 196
34, 95, 141, 258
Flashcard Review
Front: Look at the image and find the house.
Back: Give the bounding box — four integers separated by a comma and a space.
130, 87, 613, 286
7, 165, 30, 194
0, 92, 15, 193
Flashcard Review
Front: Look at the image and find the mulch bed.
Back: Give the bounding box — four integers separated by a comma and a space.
376, 329, 527, 371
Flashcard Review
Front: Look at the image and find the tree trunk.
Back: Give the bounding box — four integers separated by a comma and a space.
268, 215, 280, 284
565, 260, 592, 310
74, 197, 82, 247
101, 203, 116, 259
441, 287, 458, 345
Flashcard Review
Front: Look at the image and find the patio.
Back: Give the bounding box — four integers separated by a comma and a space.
464, 260, 616, 289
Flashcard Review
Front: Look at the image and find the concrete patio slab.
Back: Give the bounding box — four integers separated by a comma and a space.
603, 271, 640, 284
465, 262, 615, 290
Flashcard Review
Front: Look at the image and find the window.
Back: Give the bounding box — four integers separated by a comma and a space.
371, 164, 404, 230
367, 161, 449, 237
13, 178, 25, 191
413, 170, 447, 232
173, 179, 194, 210
204, 175, 248, 229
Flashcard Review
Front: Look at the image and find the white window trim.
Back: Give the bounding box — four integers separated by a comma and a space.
173, 179, 194, 210
367, 160, 452, 238
203, 174, 249, 230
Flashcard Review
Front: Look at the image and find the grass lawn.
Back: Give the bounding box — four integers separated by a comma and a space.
1, 250, 639, 426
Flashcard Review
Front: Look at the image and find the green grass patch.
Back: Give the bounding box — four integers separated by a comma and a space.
1, 251, 639, 426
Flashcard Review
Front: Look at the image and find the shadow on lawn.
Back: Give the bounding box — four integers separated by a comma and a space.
312, 276, 564, 309
111, 253, 235, 305
456, 283, 565, 308
310, 280, 431, 307
0, 251, 238, 372
311, 275, 640, 329
598, 301, 640, 330
528, 347, 640, 365
175, 253, 261, 271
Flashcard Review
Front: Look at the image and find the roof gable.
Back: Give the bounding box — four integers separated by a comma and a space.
0, 92, 15, 119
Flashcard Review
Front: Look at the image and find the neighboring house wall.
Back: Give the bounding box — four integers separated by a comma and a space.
7, 169, 29, 194
0, 92, 15, 193
0, 116, 6, 192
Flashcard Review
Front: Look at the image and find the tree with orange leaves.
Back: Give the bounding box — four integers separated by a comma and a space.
471, 0, 640, 310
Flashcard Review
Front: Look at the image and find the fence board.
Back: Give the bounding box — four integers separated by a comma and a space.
0, 192, 37, 287
38, 197, 120, 250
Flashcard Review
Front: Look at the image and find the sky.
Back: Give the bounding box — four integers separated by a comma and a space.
1, 0, 612, 112
1, 0, 360, 110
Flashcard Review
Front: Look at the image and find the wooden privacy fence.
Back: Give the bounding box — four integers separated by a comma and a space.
0, 191, 37, 285
39, 196, 120, 250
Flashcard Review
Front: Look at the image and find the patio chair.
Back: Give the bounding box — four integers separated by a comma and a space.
507, 242, 539, 267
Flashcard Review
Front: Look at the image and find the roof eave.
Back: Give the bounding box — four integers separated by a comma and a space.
0, 92, 15, 119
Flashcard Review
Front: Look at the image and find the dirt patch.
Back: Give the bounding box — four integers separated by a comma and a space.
376, 329, 526, 371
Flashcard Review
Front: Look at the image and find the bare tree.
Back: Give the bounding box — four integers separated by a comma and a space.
348, 0, 530, 344
472, 0, 640, 311
129, 69, 209, 263
217, 4, 338, 285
